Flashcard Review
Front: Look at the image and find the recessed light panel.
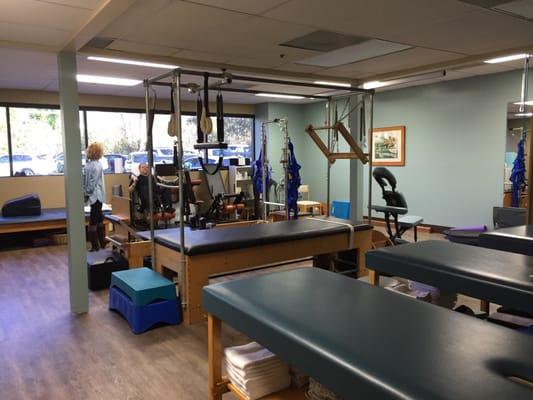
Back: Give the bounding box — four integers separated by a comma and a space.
297, 39, 412, 67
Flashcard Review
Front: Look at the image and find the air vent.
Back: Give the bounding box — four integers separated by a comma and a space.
280, 30, 367, 52
85, 36, 115, 49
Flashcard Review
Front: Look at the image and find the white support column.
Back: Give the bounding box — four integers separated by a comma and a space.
349, 94, 364, 223
58, 51, 88, 313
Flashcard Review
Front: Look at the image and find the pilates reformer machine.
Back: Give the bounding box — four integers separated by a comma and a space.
142, 67, 376, 324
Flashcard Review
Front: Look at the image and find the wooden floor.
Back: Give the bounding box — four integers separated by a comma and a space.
0, 228, 490, 399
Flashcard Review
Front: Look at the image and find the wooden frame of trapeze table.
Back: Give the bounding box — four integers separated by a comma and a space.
305, 122, 369, 164
154, 228, 372, 325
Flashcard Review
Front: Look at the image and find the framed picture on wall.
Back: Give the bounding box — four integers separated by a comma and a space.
371, 126, 405, 166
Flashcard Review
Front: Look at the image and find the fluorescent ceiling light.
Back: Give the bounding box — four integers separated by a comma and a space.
514, 100, 533, 106
256, 93, 305, 99
515, 112, 533, 117
313, 81, 352, 88
77, 74, 141, 86
88, 56, 179, 69
484, 54, 529, 64
361, 70, 446, 90
361, 81, 386, 90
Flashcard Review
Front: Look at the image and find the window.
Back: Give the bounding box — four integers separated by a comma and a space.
0, 108, 8, 177
9, 107, 62, 175
176, 115, 254, 169
86, 110, 146, 174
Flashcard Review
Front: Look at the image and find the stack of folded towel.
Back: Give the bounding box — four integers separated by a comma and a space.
225, 342, 290, 399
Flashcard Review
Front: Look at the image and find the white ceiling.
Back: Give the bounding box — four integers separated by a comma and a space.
0, 0, 532, 103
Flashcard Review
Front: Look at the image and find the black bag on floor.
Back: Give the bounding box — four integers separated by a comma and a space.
2, 193, 41, 217
87, 249, 129, 290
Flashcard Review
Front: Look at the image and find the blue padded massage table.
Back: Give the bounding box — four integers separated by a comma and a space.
203, 268, 533, 399
366, 240, 533, 314
0, 205, 111, 234
138, 217, 372, 324
480, 225, 533, 256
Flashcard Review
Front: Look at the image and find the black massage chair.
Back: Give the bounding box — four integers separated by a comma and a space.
371, 167, 422, 245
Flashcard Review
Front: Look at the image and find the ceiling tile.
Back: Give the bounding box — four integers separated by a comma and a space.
0, 22, 71, 47
391, 8, 533, 54
102, 1, 251, 49
107, 40, 182, 57
274, 63, 326, 74
173, 49, 231, 64
263, 0, 476, 41
321, 47, 463, 77
495, 0, 533, 19
0, 78, 54, 91
100, 0, 173, 38
34, 0, 102, 9
181, 0, 290, 15
1, 0, 92, 32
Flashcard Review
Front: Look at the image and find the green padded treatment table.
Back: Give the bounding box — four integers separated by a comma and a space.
480, 225, 533, 256
366, 240, 533, 314
110, 268, 175, 306
203, 268, 533, 399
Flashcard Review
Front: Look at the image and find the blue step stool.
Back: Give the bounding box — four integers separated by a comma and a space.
109, 267, 182, 333
111, 267, 176, 306
109, 286, 181, 334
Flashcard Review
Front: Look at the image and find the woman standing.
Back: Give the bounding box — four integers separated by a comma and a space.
84, 142, 106, 251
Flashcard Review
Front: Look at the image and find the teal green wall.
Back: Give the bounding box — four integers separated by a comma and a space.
256, 69, 532, 227
369, 70, 532, 227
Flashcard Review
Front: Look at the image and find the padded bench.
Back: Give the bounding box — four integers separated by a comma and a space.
480, 225, 533, 256
138, 217, 373, 324
0, 206, 111, 235
366, 240, 533, 314
204, 268, 533, 399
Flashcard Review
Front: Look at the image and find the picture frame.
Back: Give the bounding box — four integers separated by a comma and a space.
371, 126, 406, 166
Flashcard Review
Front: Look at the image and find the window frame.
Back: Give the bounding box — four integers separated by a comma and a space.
0, 102, 255, 178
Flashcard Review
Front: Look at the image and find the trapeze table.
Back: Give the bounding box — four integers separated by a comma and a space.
138, 217, 372, 324
203, 268, 533, 400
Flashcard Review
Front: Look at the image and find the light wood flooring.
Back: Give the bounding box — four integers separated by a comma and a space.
0, 228, 490, 399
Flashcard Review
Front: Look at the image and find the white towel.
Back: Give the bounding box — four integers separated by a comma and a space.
225, 358, 286, 379
225, 360, 288, 387
224, 342, 277, 370
229, 369, 291, 400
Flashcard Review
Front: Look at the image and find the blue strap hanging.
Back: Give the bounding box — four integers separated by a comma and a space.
252, 150, 271, 194
287, 139, 301, 219
510, 137, 526, 207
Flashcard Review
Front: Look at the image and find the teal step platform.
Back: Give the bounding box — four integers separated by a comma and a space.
109, 286, 181, 334
110, 267, 176, 306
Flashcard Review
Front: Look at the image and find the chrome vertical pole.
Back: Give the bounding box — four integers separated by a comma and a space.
282, 119, 290, 220
367, 93, 374, 224
261, 123, 268, 221
144, 80, 156, 267
173, 71, 186, 308
519, 55, 530, 114
326, 100, 332, 216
